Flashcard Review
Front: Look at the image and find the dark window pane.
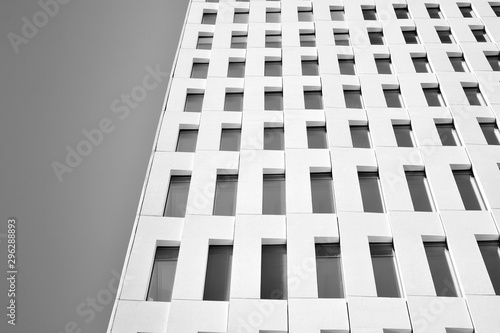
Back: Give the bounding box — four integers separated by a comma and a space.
316, 244, 344, 298
266, 12, 281, 23
334, 32, 350, 46
370, 244, 401, 297
202, 13, 217, 24
302, 60, 319, 76
184, 94, 204, 112
265, 61, 282, 76
300, 33, 316, 47
368, 31, 384, 45
403, 30, 419, 44
472, 29, 489, 42
393, 125, 414, 147
413, 57, 431, 73
464, 87, 485, 106
344, 90, 363, 109
213, 175, 238, 216
363, 9, 377, 20
423, 88, 445, 106
339, 59, 356, 75
203, 246, 233, 301
359, 172, 384, 213
350, 125, 371, 148
228, 62, 245, 78
164, 176, 191, 217
234, 12, 249, 23
460, 6, 475, 17
265, 92, 283, 111
478, 242, 500, 295
394, 7, 410, 19
406, 171, 434, 211
311, 173, 335, 213
220, 129, 241, 151
492, 4, 500, 17
384, 89, 404, 108
375, 58, 392, 74
330, 9, 345, 21
147, 247, 179, 302
436, 124, 459, 146
176, 129, 198, 152
304, 91, 323, 110
298, 10, 314, 22
480, 123, 500, 145
307, 126, 328, 149
231, 36, 247, 49
425, 243, 460, 297
486, 55, 500, 71
449, 57, 468, 72
453, 170, 484, 210
264, 128, 284, 150
427, 6, 442, 18
438, 30, 454, 44
191, 63, 209, 78
224, 92, 244, 111
263, 174, 286, 215
261, 245, 287, 299
266, 35, 282, 48
197, 36, 213, 50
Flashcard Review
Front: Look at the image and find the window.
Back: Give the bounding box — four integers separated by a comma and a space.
453, 170, 485, 210
403, 30, 420, 44
363, 8, 378, 20
436, 123, 460, 146
213, 175, 238, 216
413, 56, 431, 73
344, 90, 363, 109
384, 89, 404, 108
302, 60, 319, 76
464, 86, 486, 106
480, 123, 500, 145
197, 35, 213, 50
265, 91, 283, 111
147, 247, 179, 302
300, 33, 316, 47
202, 12, 217, 24
263, 174, 286, 215
459, 5, 475, 17
491, 3, 500, 17
472, 28, 490, 42
304, 91, 323, 110
449, 56, 469, 72
266, 12, 281, 23
394, 5, 410, 19
224, 92, 244, 111
220, 129, 241, 151
375, 58, 392, 74
231, 35, 247, 49
184, 93, 204, 112
370, 244, 401, 297
310, 173, 335, 213
424, 243, 460, 297
233, 12, 249, 23
350, 125, 371, 148
206, 0, 219, 2
334, 32, 350, 46
164, 176, 191, 217
486, 55, 500, 71
406, 171, 434, 212
426, 5, 442, 18
316, 244, 344, 298
359, 172, 385, 213
393, 124, 415, 147
264, 127, 284, 150
437, 29, 455, 44
339, 59, 356, 75
203, 246, 233, 301
261, 245, 287, 299
265, 34, 282, 48
265, 60, 282, 76
176, 129, 198, 152
307, 126, 328, 149
330, 8, 345, 21
368, 31, 384, 45
298, 9, 314, 22
228, 62, 245, 78
191, 63, 209, 79
423, 87, 445, 106
478, 241, 500, 295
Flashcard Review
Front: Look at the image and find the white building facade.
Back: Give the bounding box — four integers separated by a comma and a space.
108, 0, 500, 332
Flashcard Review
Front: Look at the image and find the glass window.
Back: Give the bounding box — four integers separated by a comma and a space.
263, 174, 286, 215
370, 244, 401, 297
436, 123, 460, 146
224, 92, 244, 111
316, 244, 344, 298
265, 34, 282, 48
213, 175, 238, 216
191, 63, 209, 78
202, 12, 217, 24
266, 12, 281, 23
464, 87, 486, 106
424, 243, 460, 297
233, 12, 249, 23
334, 32, 350, 46
307, 126, 328, 149
413, 57, 431, 73
197, 35, 213, 50
330, 8, 345, 21
231, 35, 247, 49
298, 10, 314, 22
264, 127, 284, 150
265, 92, 283, 111
363, 8, 378, 20
344, 90, 363, 109
368, 31, 384, 45
449, 56, 469, 72
459, 5, 475, 17
394, 6, 410, 19
220, 129, 241, 151
339, 59, 356, 75
300, 33, 316, 47
406, 171, 434, 212
491, 3, 500, 17
302, 60, 319, 76
228, 62, 245, 78
147, 247, 179, 302
203, 246, 233, 301
478, 241, 500, 295
176, 129, 198, 152
472, 29, 490, 42
403, 30, 420, 44
423, 87, 445, 107
453, 170, 485, 210
393, 124, 415, 147
427, 5, 442, 18
261, 245, 287, 299
184, 93, 204, 112
480, 123, 500, 145
384, 89, 404, 108
486, 55, 500, 71
359, 172, 385, 213
310, 173, 335, 213
375, 58, 392, 74
164, 176, 191, 217
437, 29, 455, 44
350, 125, 371, 148
304, 91, 323, 110
265, 61, 282, 77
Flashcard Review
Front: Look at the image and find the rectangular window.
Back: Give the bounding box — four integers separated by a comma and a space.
424, 243, 460, 297
203, 246, 233, 301
464, 87, 486, 106
449, 56, 469, 72
472, 28, 490, 42
375, 58, 392, 74
478, 241, 500, 295
213, 175, 238, 216
427, 5, 442, 18
370, 244, 401, 297
176, 129, 198, 152
265, 34, 282, 48
307, 126, 328, 149
368, 31, 384, 45
300, 33, 316, 47
393, 124, 415, 147
184, 93, 204, 112
147, 247, 179, 302
264, 91, 283, 111
164, 176, 191, 217
459, 5, 475, 17
406, 171, 434, 212
265, 60, 282, 77
344, 90, 363, 109
233, 12, 249, 23
202, 12, 217, 24
231, 35, 247, 49
413, 56, 431, 73
197, 35, 213, 50
480, 123, 500, 145
191, 63, 209, 79
350, 125, 371, 148
316, 244, 344, 298
453, 170, 485, 210
486, 55, 500, 71
330, 8, 345, 21
334, 32, 350, 46
298, 9, 314, 22
384, 89, 404, 108
263, 174, 286, 215
220, 129, 241, 151
359, 172, 385, 213
362, 8, 378, 20
266, 12, 281, 23
264, 127, 284, 150
311, 173, 335, 213
491, 3, 500, 17
394, 6, 410, 19
228, 62, 245, 78
261, 245, 287, 299
339, 59, 356, 75
403, 30, 420, 44
423, 87, 445, 106
302, 60, 319, 76
224, 92, 244, 111
437, 29, 455, 44
304, 91, 323, 110
436, 123, 460, 146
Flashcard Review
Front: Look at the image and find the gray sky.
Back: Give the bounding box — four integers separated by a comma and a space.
0, 0, 188, 332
